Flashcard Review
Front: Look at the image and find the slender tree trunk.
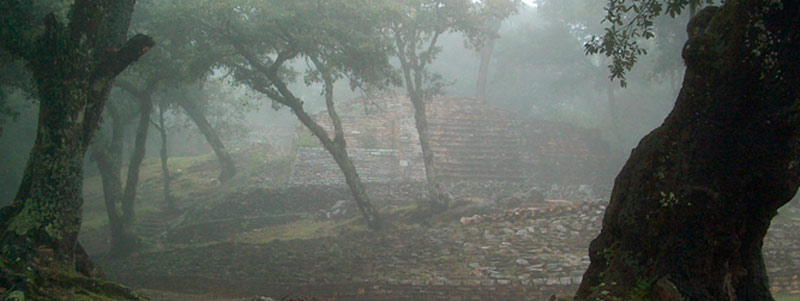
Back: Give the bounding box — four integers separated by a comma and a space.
393, 28, 449, 213
154, 102, 174, 211
476, 19, 501, 102
177, 98, 236, 182
576, 3, 800, 300
93, 97, 152, 257
288, 104, 383, 229
121, 96, 153, 225
409, 93, 447, 212
91, 103, 129, 258
317, 66, 382, 229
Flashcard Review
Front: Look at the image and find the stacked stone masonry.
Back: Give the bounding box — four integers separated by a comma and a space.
289, 95, 613, 186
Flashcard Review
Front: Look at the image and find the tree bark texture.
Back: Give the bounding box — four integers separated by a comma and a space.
0, 0, 153, 272
576, 2, 800, 300
177, 97, 237, 182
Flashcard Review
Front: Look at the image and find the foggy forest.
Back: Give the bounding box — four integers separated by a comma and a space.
1, 0, 799, 300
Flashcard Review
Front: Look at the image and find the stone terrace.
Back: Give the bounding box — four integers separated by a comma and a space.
103, 188, 800, 300
427, 97, 610, 184
288, 95, 612, 186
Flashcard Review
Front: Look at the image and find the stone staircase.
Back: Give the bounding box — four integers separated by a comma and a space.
429, 117, 525, 182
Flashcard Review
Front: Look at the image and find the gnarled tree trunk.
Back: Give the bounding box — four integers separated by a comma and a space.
0, 0, 153, 273
577, 3, 800, 300
177, 97, 237, 182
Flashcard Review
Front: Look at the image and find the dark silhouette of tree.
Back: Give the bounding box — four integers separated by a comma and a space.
577, 1, 800, 299
0, 0, 153, 298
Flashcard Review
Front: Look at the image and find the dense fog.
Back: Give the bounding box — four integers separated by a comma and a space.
1, 1, 799, 300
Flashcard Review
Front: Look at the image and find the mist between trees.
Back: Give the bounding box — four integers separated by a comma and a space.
1, 0, 799, 300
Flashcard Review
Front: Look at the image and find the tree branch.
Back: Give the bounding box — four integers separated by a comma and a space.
99, 34, 155, 79
115, 79, 145, 100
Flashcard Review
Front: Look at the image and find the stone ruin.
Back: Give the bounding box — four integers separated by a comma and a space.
288, 94, 614, 187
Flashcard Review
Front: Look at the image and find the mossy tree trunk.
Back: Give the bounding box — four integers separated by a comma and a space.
576, 3, 800, 300
0, 0, 153, 273
177, 97, 237, 183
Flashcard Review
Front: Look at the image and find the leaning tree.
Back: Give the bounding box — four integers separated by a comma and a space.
183, 0, 396, 230
576, 0, 800, 300
0, 0, 152, 298
384, 0, 517, 212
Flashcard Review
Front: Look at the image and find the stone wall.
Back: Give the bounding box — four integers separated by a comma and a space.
289, 147, 423, 186
288, 94, 613, 186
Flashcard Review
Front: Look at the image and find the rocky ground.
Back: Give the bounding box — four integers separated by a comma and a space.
76, 147, 800, 300
86, 187, 800, 300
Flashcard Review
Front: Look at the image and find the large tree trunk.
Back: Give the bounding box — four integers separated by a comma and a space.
0, 0, 153, 273
576, 3, 800, 300
177, 97, 236, 182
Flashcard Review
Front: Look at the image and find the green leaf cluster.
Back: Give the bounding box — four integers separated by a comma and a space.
585, 0, 716, 86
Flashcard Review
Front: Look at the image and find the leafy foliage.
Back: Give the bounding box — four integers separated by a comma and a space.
386, 0, 518, 97
584, 0, 716, 86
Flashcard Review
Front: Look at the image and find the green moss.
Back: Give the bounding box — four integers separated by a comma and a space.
235, 216, 366, 244
625, 277, 657, 301
7, 199, 66, 240
658, 191, 679, 208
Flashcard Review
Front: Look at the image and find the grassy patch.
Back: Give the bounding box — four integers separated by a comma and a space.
777, 295, 800, 301
235, 217, 366, 244
81, 149, 292, 234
